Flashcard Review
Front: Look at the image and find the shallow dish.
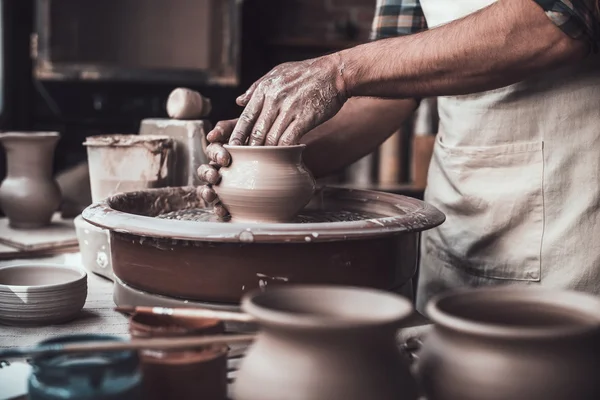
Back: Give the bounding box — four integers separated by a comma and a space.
0, 264, 87, 326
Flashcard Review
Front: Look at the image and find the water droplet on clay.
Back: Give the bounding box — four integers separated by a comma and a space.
305, 236, 312, 242
239, 231, 255, 243
312, 232, 319, 238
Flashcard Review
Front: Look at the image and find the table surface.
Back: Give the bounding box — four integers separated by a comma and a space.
0, 253, 131, 349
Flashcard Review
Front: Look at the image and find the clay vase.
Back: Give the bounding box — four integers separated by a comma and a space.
129, 313, 228, 400
417, 287, 600, 400
232, 286, 419, 400
0, 132, 62, 228
214, 144, 316, 223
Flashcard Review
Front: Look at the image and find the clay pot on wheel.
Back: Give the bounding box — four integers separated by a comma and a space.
232, 285, 419, 400
417, 287, 600, 400
214, 144, 316, 223
0, 132, 61, 228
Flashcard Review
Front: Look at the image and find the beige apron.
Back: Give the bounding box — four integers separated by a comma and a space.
416, 0, 600, 314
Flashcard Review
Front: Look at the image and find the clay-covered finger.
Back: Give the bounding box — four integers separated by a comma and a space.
265, 114, 294, 146
197, 164, 221, 185
213, 202, 229, 218
278, 121, 305, 146
207, 119, 238, 143
229, 94, 265, 146
249, 105, 279, 146
200, 185, 218, 203
206, 143, 231, 167
236, 80, 261, 106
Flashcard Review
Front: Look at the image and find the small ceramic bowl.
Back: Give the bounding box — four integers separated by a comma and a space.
0, 264, 87, 326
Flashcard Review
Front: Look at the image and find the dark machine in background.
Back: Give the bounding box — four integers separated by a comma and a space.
1, 0, 418, 203
0, 0, 273, 179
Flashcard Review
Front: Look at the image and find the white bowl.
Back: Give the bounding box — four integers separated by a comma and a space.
0, 264, 87, 326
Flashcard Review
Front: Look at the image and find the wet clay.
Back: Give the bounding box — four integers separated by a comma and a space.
156, 208, 382, 223
129, 313, 228, 400
418, 288, 600, 400
214, 144, 316, 223
82, 186, 444, 303
0, 132, 62, 229
166, 88, 212, 120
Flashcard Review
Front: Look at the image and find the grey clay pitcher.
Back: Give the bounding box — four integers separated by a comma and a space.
0, 132, 62, 228
232, 285, 419, 400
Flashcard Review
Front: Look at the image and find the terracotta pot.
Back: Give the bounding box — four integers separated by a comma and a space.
214, 144, 316, 223
417, 287, 600, 400
0, 132, 62, 228
129, 313, 228, 400
232, 286, 419, 400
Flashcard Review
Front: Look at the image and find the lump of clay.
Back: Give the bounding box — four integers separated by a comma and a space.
166, 88, 212, 120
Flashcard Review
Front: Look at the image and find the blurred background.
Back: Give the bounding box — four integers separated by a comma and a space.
0, 0, 435, 201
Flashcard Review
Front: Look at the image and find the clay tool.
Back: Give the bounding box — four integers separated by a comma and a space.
115, 305, 256, 323
0, 334, 256, 360
166, 88, 212, 119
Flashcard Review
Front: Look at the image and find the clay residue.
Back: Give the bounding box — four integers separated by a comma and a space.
83, 134, 175, 152
108, 186, 207, 217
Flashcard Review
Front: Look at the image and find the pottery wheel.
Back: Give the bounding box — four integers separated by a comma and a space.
82, 186, 445, 304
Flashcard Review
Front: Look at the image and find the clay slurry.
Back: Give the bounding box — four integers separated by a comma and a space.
156, 208, 384, 223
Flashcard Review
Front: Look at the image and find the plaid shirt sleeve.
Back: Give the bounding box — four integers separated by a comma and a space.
370, 0, 428, 40
534, 0, 600, 52
370, 0, 599, 51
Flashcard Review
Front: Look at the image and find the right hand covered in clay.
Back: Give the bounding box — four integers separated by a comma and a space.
197, 119, 238, 218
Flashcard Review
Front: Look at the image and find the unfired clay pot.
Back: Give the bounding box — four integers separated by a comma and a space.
214, 144, 316, 223
232, 285, 419, 400
0, 132, 62, 228
417, 287, 600, 400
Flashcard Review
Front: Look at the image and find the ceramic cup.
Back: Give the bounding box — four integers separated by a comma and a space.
214, 144, 316, 223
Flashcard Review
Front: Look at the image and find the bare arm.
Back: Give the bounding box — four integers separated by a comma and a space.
228, 0, 594, 147
300, 97, 417, 178
341, 0, 589, 98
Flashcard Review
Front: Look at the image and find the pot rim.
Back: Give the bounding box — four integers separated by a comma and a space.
223, 144, 306, 151
0, 131, 59, 139
81, 186, 446, 243
241, 285, 414, 330
0, 264, 87, 292
426, 287, 600, 340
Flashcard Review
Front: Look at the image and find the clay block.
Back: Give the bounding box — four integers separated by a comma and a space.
139, 119, 211, 187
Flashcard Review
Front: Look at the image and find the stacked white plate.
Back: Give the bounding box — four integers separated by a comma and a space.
0, 264, 87, 326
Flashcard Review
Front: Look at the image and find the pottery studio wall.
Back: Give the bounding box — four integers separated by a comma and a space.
0, 0, 377, 197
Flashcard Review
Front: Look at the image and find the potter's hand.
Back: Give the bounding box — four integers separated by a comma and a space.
230, 55, 348, 147
197, 119, 237, 218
